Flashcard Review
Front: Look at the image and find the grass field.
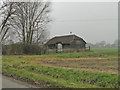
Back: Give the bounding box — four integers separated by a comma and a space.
2, 48, 119, 88
36, 48, 118, 58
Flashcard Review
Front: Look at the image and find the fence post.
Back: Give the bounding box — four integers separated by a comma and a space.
89, 46, 90, 51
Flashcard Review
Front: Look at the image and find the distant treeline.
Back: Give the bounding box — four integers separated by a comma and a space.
87, 40, 118, 48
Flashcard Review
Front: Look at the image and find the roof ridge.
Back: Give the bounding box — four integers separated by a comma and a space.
55, 34, 75, 38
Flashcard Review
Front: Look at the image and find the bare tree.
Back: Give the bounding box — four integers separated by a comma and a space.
0, 2, 16, 43
9, 2, 51, 46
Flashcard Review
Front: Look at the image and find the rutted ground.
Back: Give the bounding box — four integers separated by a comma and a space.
36, 58, 118, 74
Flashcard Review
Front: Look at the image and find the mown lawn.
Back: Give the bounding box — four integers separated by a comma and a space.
2, 48, 119, 88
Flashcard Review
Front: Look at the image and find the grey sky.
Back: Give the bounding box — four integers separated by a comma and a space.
49, 2, 118, 44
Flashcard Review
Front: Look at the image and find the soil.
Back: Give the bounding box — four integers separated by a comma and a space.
30, 57, 118, 74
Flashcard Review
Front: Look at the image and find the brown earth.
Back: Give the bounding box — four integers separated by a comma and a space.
30, 57, 118, 74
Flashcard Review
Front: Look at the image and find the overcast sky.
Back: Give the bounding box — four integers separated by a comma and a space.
49, 2, 118, 44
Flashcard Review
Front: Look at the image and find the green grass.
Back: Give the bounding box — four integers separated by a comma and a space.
3, 48, 118, 58
2, 48, 119, 88
2, 64, 118, 88
39, 48, 118, 58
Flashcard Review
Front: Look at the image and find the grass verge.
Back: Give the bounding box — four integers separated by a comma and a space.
2, 64, 118, 88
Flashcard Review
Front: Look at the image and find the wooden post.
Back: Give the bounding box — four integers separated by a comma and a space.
89, 46, 90, 51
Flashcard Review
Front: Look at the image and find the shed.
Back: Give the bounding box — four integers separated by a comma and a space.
46, 34, 87, 50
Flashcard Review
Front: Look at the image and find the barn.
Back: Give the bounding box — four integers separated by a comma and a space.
45, 34, 87, 53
